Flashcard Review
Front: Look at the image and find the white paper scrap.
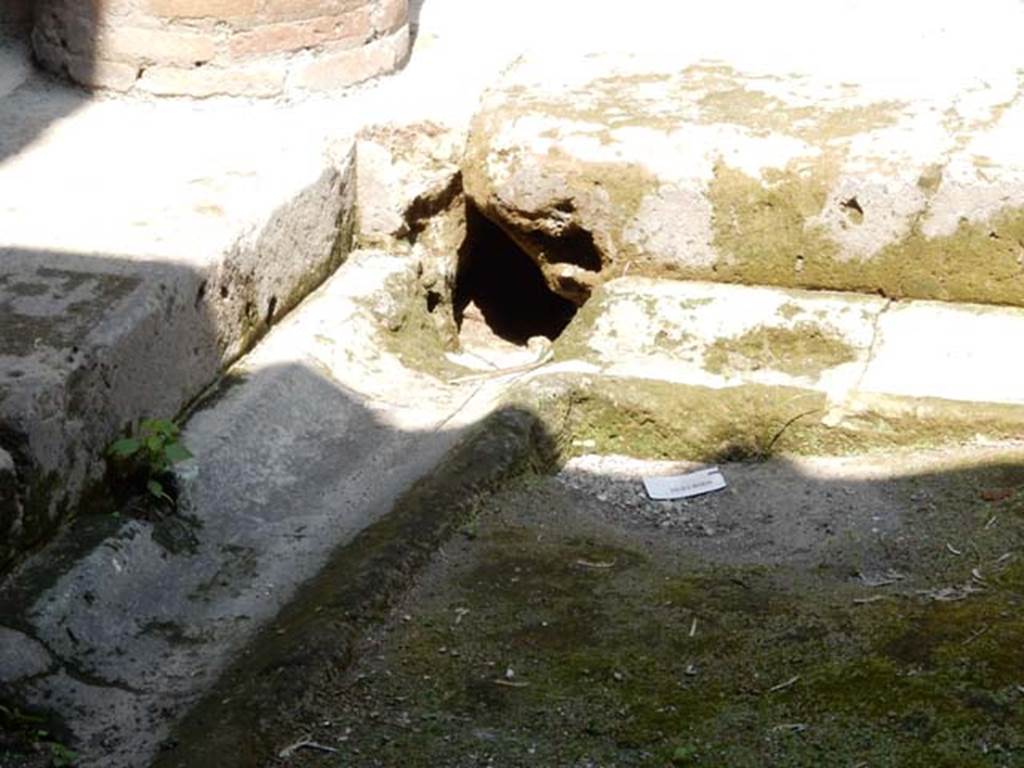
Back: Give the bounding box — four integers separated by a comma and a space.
642, 467, 726, 501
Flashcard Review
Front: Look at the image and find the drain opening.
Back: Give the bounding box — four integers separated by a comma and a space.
454, 205, 579, 345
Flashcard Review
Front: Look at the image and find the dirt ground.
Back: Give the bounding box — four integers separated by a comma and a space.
199, 445, 1024, 768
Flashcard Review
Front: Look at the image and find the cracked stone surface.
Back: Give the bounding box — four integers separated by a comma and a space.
0, 626, 52, 682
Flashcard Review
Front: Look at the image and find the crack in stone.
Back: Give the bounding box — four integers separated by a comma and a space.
854, 297, 894, 395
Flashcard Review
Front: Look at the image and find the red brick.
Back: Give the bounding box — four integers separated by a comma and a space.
263, 0, 371, 23
372, 0, 407, 35
138, 63, 285, 97
294, 24, 407, 91
39, 50, 141, 91
34, 0, 407, 97
95, 25, 218, 66
228, 11, 372, 57
146, 0, 262, 21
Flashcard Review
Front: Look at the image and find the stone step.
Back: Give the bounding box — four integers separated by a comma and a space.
559, 277, 1024, 407
519, 277, 1024, 458
463, 51, 1024, 309
0, 56, 357, 571
0, 251, 505, 767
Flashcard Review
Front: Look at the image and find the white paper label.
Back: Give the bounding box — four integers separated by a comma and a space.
642, 467, 726, 500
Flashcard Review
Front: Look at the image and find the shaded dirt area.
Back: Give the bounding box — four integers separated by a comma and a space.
232, 448, 1024, 768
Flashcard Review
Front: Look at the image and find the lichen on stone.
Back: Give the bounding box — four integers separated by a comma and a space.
705, 160, 1024, 307
702, 322, 858, 379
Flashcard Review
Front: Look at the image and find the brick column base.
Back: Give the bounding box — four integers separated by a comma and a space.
33, 0, 410, 97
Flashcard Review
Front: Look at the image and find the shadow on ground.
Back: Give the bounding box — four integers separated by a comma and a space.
151, 405, 1024, 768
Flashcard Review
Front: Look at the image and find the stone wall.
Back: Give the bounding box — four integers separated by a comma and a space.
32, 0, 410, 97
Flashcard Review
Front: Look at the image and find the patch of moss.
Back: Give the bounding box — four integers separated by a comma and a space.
702, 322, 858, 379
707, 160, 843, 288
867, 211, 1024, 305
510, 377, 1024, 462
375, 274, 463, 380
777, 302, 804, 320
705, 161, 1024, 307
695, 82, 901, 141
315, 505, 1024, 767
520, 65, 901, 145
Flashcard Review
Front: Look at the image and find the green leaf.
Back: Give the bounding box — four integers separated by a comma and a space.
145, 435, 164, 454
672, 745, 698, 765
48, 742, 78, 767
145, 419, 178, 438
146, 479, 167, 500
163, 442, 193, 463
108, 438, 141, 457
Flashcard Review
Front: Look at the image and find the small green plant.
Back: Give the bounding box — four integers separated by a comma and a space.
25, 731, 78, 767
671, 744, 699, 765
108, 418, 192, 502
44, 738, 78, 767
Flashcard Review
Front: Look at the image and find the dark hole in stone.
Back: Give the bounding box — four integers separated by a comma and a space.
220, 284, 229, 299
840, 196, 865, 223
195, 280, 207, 307
426, 290, 442, 314
454, 205, 578, 345
266, 296, 277, 325
527, 224, 603, 272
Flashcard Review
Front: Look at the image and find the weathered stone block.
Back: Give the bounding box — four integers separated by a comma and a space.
463, 54, 1024, 307
0, 626, 52, 682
